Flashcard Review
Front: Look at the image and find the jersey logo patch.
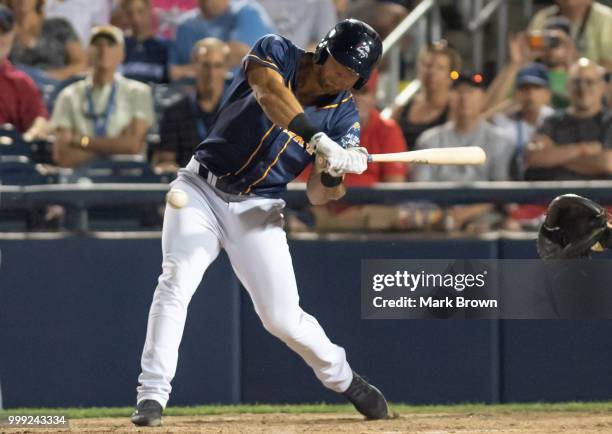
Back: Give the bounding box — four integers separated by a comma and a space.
340, 122, 361, 148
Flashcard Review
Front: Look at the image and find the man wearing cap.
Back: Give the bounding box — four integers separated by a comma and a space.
51, 25, 155, 168
413, 71, 514, 182
526, 58, 612, 180
492, 63, 554, 179
0, 5, 49, 139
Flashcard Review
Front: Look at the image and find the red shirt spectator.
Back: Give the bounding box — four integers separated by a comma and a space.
0, 57, 48, 133
343, 109, 406, 186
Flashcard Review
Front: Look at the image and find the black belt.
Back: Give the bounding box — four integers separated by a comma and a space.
197, 164, 244, 196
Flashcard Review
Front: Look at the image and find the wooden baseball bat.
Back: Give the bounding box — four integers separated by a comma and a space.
316, 146, 486, 168
367, 146, 486, 165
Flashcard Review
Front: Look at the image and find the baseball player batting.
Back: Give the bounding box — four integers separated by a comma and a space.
131, 19, 389, 427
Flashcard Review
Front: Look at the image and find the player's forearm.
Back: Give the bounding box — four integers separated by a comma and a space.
306, 171, 345, 205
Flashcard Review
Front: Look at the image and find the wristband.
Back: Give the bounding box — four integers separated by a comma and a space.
288, 113, 319, 143
321, 172, 343, 187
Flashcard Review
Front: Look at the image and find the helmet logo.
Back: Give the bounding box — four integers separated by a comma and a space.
355, 41, 371, 59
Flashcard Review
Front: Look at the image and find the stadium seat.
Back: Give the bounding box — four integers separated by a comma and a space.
0, 155, 53, 185
61, 155, 165, 184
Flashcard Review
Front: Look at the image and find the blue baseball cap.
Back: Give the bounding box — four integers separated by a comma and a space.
0, 5, 14, 34
516, 63, 549, 88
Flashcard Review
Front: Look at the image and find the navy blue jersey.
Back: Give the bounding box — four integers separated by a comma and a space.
193, 34, 360, 197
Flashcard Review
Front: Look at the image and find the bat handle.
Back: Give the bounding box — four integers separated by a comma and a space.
367, 154, 373, 163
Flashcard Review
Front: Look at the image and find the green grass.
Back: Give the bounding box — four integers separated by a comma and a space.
1, 402, 611, 419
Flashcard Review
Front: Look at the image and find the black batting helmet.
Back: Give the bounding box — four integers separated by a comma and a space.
314, 19, 383, 89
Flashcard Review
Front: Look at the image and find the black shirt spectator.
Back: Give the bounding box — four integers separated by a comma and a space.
121, 0, 170, 84
397, 100, 449, 151
123, 36, 169, 84
525, 111, 612, 180
392, 41, 459, 150
526, 59, 612, 180
158, 95, 220, 167
151, 38, 230, 172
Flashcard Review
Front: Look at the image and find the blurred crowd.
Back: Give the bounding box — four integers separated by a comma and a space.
2, 0, 612, 234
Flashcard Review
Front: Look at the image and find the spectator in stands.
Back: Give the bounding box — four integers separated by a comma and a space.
122, 0, 169, 84
0, 5, 49, 138
485, 19, 576, 113
528, 0, 612, 69
347, 70, 407, 185
112, 0, 198, 39
525, 58, 612, 180
492, 63, 554, 180
393, 41, 459, 151
4, 0, 87, 82
169, 0, 274, 81
257, 0, 337, 50
152, 37, 228, 172
51, 25, 154, 168
45, 0, 112, 46
413, 71, 514, 182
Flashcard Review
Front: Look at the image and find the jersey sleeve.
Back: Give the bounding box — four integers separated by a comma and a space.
327, 100, 361, 149
242, 34, 294, 80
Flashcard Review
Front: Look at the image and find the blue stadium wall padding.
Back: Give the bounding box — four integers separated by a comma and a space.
500, 321, 612, 402
1, 236, 612, 407
0, 237, 240, 407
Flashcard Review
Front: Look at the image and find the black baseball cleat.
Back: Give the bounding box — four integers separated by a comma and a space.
342, 371, 389, 420
131, 399, 163, 427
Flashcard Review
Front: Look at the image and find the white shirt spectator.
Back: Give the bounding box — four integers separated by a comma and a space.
51, 73, 154, 157
413, 121, 515, 182
45, 0, 112, 46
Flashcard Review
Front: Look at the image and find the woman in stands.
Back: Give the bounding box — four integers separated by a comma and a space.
2, 0, 86, 82
392, 40, 460, 150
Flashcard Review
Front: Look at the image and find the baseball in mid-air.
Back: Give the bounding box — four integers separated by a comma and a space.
166, 188, 188, 209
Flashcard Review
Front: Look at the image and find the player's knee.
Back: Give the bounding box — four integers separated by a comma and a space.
261, 311, 300, 342
155, 261, 198, 297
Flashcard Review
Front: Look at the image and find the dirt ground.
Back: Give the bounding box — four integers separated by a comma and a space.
3, 410, 612, 434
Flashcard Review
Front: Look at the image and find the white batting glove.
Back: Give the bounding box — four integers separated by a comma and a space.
308, 133, 368, 176
307, 132, 345, 159
326, 147, 369, 176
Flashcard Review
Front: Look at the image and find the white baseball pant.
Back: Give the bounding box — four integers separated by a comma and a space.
136, 158, 353, 407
